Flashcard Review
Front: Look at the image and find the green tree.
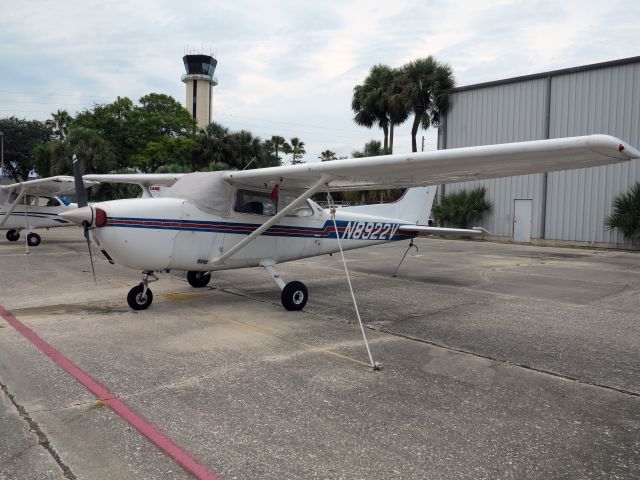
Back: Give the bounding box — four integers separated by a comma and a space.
399, 56, 454, 152
351, 140, 385, 158
45, 109, 72, 140
0, 116, 51, 181
73, 94, 197, 172
431, 186, 492, 228
319, 149, 337, 161
269, 135, 287, 164
226, 130, 261, 169
283, 137, 306, 164
352, 65, 408, 154
35, 126, 118, 176
130, 135, 197, 173
605, 182, 640, 239
195, 121, 230, 169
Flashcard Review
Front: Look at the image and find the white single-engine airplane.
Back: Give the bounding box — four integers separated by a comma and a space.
61, 135, 639, 313
0, 176, 97, 247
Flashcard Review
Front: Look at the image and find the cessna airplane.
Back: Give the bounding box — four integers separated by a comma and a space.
61, 135, 639, 313
0, 176, 97, 247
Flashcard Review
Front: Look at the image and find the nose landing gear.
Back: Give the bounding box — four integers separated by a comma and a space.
127, 271, 157, 310
6, 229, 20, 242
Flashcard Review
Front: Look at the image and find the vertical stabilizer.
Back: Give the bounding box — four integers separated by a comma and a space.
338, 186, 437, 225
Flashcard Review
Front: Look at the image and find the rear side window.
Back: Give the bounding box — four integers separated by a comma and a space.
234, 189, 276, 216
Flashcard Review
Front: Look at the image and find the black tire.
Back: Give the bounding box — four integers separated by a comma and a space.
281, 281, 308, 311
127, 284, 153, 310
6, 229, 20, 242
186, 271, 211, 288
27, 233, 41, 247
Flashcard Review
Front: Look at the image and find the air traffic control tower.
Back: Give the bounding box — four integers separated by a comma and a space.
182, 54, 218, 129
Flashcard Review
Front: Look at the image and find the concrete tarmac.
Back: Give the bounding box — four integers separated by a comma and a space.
0, 228, 638, 479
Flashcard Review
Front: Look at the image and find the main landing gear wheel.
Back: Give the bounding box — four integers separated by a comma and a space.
27, 233, 41, 247
6, 229, 20, 242
281, 281, 308, 311
127, 284, 153, 310
187, 271, 211, 288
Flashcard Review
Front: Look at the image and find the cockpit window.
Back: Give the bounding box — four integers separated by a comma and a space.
45, 197, 61, 207
234, 189, 276, 216
279, 193, 314, 217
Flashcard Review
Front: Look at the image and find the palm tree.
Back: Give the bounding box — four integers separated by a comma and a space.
196, 122, 230, 168
46, 110, 71, 140
399, 56, 454, 152
432, 186, 492, 228
270, 135, 287, 163
319, 149, 337, 161
284, 137, 306, 164
352, 65, 396, 153
227, 130, 259, 169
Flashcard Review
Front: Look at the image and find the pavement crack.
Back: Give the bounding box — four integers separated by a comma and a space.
368, 328, 640, 398
0, 381, 77, 479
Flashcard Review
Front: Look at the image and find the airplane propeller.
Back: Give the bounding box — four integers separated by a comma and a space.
72, 156, 97, 283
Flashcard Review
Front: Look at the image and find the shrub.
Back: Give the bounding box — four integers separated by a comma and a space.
432, 186, 492, 228
605, 182, 640, 239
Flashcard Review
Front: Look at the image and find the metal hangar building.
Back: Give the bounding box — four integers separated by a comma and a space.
437, 56, 640, 248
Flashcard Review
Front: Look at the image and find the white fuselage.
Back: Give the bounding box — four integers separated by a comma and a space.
87, 197, 415, 272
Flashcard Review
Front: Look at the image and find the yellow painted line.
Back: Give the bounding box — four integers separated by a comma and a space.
188, 306, 372, 368
163, 292, 210, 302
106, 279, 132, 289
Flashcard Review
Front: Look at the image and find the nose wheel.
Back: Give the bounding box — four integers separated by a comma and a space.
6, 229, 20, 242
126, 271, 157, 310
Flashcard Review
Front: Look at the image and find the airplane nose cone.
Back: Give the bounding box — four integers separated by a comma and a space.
59, 206, 93, 225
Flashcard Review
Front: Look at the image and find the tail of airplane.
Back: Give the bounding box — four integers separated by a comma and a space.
337, 186, 437, 225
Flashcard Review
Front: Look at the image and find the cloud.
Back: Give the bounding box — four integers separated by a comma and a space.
1, 0, 639, 161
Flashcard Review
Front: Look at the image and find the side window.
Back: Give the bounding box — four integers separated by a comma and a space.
44, 197, 61, 207
21, 195, 36, 206
234, 189, 276, 216
279, 193, 314, 217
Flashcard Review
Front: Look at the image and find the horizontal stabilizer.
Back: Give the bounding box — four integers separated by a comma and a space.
398, 225, 486, 236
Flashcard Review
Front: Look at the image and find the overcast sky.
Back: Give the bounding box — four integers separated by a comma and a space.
1, 0, 639, 162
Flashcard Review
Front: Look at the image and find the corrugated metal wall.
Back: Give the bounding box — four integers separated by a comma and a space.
443, 79, 548, 238
546, 63, 640, 244
443, 60, 640, 246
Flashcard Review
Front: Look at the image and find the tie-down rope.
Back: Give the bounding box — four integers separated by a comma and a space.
326, 191, 381, 371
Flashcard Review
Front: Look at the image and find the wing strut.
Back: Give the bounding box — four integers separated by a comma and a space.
210, 175, 331, 265
326, 191, 382, 371
0, 186, 26, 227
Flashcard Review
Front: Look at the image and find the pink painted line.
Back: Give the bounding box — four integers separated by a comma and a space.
0, 305, 220, 480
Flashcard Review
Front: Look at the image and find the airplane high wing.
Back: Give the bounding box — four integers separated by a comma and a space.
83, 173, 184, 197
0, 175, 97, 198
223, 135, 640, 191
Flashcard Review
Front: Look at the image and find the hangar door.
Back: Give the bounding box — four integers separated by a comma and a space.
513, 199, 533, 243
